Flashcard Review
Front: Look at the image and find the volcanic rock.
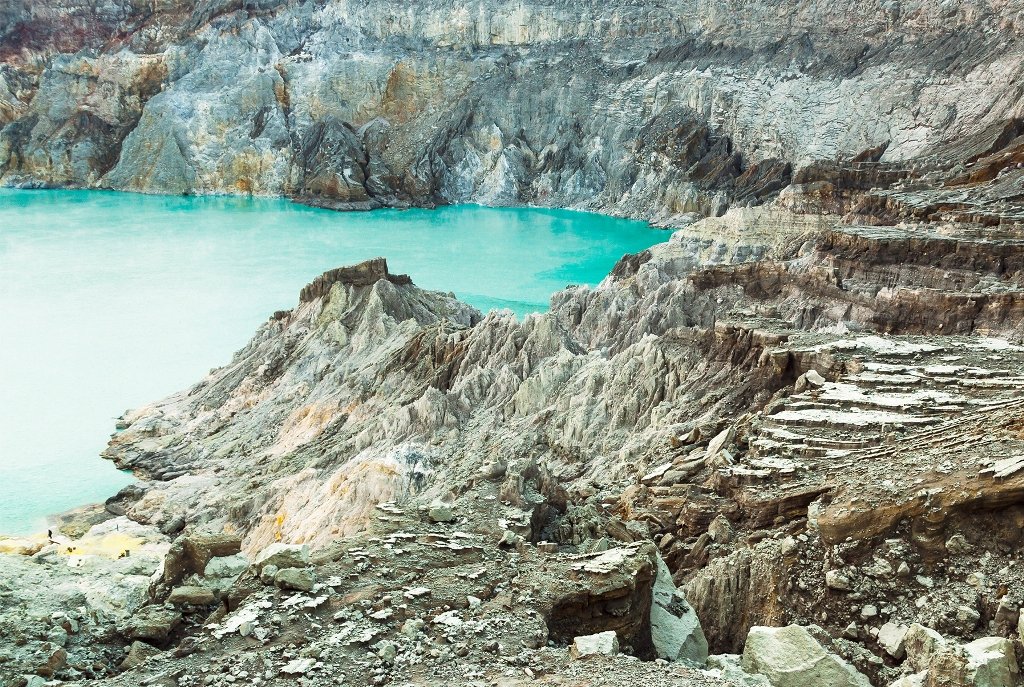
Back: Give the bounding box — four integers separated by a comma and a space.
570, 631, 620, 659
741, 624, 872, 687
253, 543, 310, 573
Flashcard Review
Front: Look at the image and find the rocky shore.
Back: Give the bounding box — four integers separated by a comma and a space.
1, 1, 1024, 228
4, 204, 1024, 686
5, 0, 1024, 685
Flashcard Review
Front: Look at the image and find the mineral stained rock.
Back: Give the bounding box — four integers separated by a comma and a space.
82, 227, 1024, 685
5, 215, 1024, 684
3, 0, 1024, 232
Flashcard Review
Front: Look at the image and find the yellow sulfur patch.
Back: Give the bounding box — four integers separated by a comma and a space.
0, 535, 48, 555
56, 532, 145, 558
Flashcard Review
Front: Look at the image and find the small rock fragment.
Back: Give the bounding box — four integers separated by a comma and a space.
428, 502, 455, 523
826, 570, 853, 591
167, 585, 216, 606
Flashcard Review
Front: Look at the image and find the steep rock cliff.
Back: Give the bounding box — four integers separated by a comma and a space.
3, 0, 1024, 227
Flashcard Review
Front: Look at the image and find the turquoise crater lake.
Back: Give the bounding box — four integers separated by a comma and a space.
0, 189, 664, 535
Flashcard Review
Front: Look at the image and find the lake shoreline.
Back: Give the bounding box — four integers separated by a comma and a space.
0, 190, 665, 535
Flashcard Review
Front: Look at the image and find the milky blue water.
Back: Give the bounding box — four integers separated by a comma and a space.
0, 189, 663, 535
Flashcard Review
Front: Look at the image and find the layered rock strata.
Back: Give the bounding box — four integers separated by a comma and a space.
2, 1, 1024, 229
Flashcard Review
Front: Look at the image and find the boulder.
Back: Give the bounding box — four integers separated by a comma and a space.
904, 624, 947, 672
167, 585, 216, 606
479, 460, 507, 480
899, 628, 1018, 687
204, 553, 249, 579
274, 567, 315, 592
825, 569, 854, 591
805, 369, 826, 387
570, 631, 619, 658
706, 654, 772, 686
46, 626, 67, 647
427, 502, 455, 523
795, 369, 826, 392
202, 553, 249, 592
117, 605, 182, 642
741, 625, 872, 687
964, 637, 1018, 687
650, 554, 708, 663
183, 531, 243, 559
545, 542, 659, 651
33, 644, 66, 678
707, 515, 734, 544
705, 427, 736, 460
992, 597, 1019, 635
879, 622, 909, 659
260, 563, 279, 585
498, 530, 521, 547
254, 543, 310, 573
163, 532, 242, 584
281, 657, 316, 675
120, 640, 161, 670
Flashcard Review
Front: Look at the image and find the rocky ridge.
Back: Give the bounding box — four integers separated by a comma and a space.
1, 199, 1019, 685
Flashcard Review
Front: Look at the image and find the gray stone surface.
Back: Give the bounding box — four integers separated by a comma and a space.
253, 543, 310, 573
650, 554, 708, 664
274, 567, 315, 592
4, 1, 1024, 232
741, 625, 872, 687
167, 585, 216, 606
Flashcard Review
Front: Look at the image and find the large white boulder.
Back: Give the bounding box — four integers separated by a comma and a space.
650, 554, 708, 663
741, 625, 872, 687
570, 631, 619, 658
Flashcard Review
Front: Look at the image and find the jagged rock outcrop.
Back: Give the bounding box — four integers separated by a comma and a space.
90, 196, 1024, 684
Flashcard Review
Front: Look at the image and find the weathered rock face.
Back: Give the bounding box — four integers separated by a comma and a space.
651, 553, 708, 663
0, 516, 171, 681
93, 203, 1024, 685
5, 3, 1024, 684
4, 1, 1024, 229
